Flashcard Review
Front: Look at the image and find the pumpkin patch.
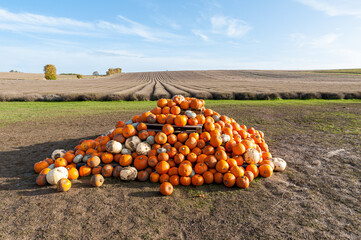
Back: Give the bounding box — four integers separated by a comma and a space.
34, 95, 286, 194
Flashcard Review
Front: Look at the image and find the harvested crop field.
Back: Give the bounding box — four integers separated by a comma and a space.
1, 70, 360, 101
0, 100, 360, 239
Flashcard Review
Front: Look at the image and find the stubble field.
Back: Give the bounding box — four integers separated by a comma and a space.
0, 100, 360, 239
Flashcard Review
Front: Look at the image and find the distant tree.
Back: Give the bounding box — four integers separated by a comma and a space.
93, 71, 99, 76
77, 74, 83, 79
43, 64, 57, 80
106, 68, 122, 75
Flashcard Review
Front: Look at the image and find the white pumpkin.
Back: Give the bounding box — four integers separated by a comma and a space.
185, 110, 196, 119
146, 135, 155, 145
46, 167, 68, 185
106, 140, 122, 154
270, 158, 287, 172
157, 147, 167, 154
212, 115, 220, 122
82, 154, 92, 163
125, 136, 141, 152
51, 149, 66, 160
221, 134, 231, 143
121, 148, 132, 155
244, 148, 261, 164
120, 166, 138, 181
136, 142, 151, 155
172, 95, 185, 102
73, 154, 83, 164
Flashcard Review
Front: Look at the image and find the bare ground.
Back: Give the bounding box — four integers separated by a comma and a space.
0, 70, 360, 101
0, 102, 360, 239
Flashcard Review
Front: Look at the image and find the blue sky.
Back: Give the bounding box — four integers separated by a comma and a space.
0, 0, 361, 74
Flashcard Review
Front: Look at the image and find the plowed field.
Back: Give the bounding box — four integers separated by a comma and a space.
1, 70, 360, 101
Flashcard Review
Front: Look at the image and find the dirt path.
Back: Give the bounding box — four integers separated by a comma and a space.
0, 102, 360, 239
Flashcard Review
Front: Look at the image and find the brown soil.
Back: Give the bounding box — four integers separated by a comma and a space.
1, 70, 360, 101
0, 102, 360, 239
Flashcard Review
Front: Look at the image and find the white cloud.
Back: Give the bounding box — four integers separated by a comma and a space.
0, 8, 92, 27
290, 33, 339, 47
296, 0, 361, 17
210, 16, 251, 38
0, 8, 178, 42
192, 30, 209, 41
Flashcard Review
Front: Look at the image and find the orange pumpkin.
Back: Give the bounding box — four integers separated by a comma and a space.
123, 124, 136, 138
90, 174, 104, 187
214, 172, 223, 184
174, 153, 185, 164
159, 174, 170, 183
92, 166, 102, 175
203, 171, 214, 184
36, 173, 48, 186
215, 150, 228, 161
174, 115, 188, 127
101, 153, 114, 164
232, 143, 246, 155
157, 99, 168, 108
178, 162, 192, 177
194, 162, 208, 174
79, 165, 92, 177
259, 164, 273, 178
230, 166, 244, 178
169, 175, 180, 186
180, 176, 191, 186
158, 152, 169, 162
162, 124, 174, 135
160, 182, 173, 196
155, 132, 167, 144
246, 164, 259, 178
179, 145, 190, 155
236, 176, 249, 188
215, 160, 229, 173
133, 155, 148, 170
34, 161, 49, 174
150, 172, 160, 183
119, 155, 133, 166
67, 168, 79, 180
223, 173, 236, 187
177, 132, 188, 143
63, 152, 75, 164
54, 158, 67, 168
87, 156, 101, 167
204, 155, 217, 169
57, 178, 71, 192
137, 170, 149, 182
155, 161, 170, 174
191, 174, 204, 186
147, 156, 158, 167
244, 171, 254, 182
185, 137, 197, 149
113, 166, 122, 178
102, 164, 113, 177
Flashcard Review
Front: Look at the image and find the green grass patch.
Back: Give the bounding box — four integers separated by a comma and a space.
309, 69, 361, 75
0, 99, 360, 128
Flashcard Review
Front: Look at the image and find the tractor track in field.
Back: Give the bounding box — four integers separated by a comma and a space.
0, 70, 360, 101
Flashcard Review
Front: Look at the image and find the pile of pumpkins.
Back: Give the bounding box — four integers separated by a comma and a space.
34, 95, 287, 195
